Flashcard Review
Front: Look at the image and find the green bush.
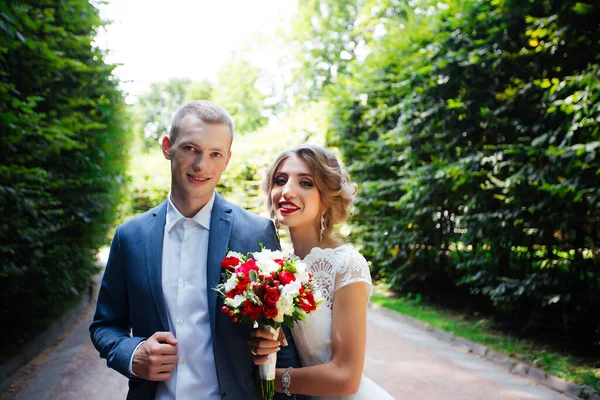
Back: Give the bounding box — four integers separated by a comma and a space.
329, 0, 600, 349
0, 0, 128, 342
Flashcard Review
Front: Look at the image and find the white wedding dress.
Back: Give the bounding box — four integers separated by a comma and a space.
292, 244, 395, 400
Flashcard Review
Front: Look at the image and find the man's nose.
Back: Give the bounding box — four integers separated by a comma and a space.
193, 153, 206, 170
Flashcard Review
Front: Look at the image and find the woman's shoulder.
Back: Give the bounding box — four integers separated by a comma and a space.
338, 244, 368, 269
307, 243, 366, 267
303, 242, 351, 259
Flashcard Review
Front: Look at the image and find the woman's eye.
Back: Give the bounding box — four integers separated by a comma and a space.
300, 180, 314, 187
274, 176, 286, 185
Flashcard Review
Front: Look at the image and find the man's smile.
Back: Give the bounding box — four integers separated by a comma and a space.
187, 174, 209, 182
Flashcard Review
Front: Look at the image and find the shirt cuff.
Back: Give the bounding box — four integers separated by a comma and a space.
129, 340, 146, 377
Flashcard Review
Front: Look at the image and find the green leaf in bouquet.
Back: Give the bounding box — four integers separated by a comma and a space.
283, 259, 298, 273
249, 269, 258, 282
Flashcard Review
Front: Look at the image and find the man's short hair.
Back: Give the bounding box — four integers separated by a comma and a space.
169, 100, 235, 144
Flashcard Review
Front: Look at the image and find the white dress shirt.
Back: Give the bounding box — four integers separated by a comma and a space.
154, 193, 221, 400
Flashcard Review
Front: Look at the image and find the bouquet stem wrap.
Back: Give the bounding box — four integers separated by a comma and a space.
258, 326, 280, 400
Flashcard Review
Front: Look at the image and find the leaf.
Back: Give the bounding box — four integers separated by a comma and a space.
249, 269, 258, 283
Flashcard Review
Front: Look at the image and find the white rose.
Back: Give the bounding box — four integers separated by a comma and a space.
281, 280, 302, 298
295, 260, 307, 273
294, 269, 309, 284
224, 274, 238, 293
254, 249, 285, 264
276, 295, 294, 318
258, 259, 281, 275
225, 294, 246, 308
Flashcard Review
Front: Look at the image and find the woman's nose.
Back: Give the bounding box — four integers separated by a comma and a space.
281, 181, 296, 199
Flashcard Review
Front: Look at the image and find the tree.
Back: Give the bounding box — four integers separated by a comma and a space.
212, 55, 269, 134
0, 0, 128, 344
135, 78, 191, 149
326, 0, 600, 347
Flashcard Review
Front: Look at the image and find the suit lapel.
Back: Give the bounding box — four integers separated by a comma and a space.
146, 201, 170, 331
207, 193, 233, 338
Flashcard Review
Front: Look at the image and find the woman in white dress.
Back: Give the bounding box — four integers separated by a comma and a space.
248, 144, 394, 399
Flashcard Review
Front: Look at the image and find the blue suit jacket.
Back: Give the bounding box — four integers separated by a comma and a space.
90, 193, 308, 399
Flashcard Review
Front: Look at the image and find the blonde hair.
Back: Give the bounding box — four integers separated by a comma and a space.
169, 100, 234, 144
263, 144, 357, 243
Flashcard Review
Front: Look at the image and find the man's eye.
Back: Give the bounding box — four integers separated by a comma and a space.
211, 152, 222, 158
184, 146, 195, 151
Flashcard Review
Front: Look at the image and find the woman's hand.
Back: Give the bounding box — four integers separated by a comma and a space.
247, 327, 287, 364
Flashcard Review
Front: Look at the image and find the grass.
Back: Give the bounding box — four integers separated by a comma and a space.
371, 289, 600, 394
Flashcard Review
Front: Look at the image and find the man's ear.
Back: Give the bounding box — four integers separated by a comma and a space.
161, 136, 172, 160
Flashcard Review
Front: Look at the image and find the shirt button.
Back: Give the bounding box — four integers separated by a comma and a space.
177, 319, 184, 325
180, 359, 186, 365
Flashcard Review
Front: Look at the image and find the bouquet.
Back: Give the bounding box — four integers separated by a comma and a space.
215, 247, 321, 400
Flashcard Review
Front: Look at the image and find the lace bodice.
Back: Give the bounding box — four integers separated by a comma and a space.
292, 244, 372, 368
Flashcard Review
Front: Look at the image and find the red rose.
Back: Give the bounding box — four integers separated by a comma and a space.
263, 288, 280, 306
237, 259, 258, 276
299, 291, 317, 312
263, 304, 278, 318
234, 276, 250, 294
278, 271, 296, 285
242, 300, 262, 320
221, 256, 240, 271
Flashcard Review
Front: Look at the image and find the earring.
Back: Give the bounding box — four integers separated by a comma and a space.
275, 218, 281, 243
319, 213, 325, 247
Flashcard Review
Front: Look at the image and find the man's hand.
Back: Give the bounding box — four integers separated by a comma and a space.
247, 327, 287, 365
132, 331, 179, 381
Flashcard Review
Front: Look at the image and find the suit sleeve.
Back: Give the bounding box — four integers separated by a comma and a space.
89, 227, 145, 378
260, 218, 281, 251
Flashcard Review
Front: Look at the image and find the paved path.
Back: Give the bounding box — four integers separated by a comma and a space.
364, 310, 570, 400
1, 301, 571, 400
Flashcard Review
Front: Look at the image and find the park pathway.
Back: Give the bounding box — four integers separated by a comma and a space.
1, 276, 571, 399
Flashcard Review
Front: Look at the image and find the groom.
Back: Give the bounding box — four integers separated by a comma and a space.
90, 100, 305, 399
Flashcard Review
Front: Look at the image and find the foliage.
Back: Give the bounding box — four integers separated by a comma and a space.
134, 78, 192, 150
322, 0, 600, 350
124, 149, 170, 217
211, 55, 271, 134
290, 0, 408, 100
131, 55, 272, 152
0, 0, 128, 341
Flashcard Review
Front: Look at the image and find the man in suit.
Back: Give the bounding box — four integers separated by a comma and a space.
90, 100, 305, 399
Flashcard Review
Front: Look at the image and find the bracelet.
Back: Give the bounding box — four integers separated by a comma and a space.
282, 366, 293, 397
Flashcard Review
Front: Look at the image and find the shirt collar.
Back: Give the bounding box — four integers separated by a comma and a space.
166, 192, 215, 232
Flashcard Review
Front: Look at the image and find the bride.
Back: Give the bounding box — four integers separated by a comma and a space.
248, 144, 394, 399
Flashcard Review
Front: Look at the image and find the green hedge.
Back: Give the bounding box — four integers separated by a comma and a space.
330, 0, 599, 348
0, 0, 128, 340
